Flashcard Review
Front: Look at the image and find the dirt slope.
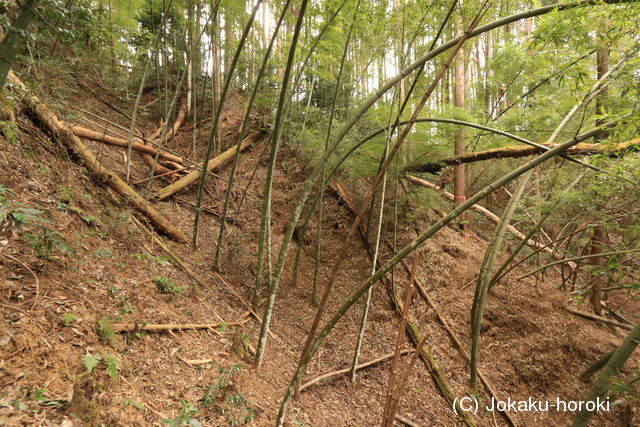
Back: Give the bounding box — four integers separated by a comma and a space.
0, 80, 638, 426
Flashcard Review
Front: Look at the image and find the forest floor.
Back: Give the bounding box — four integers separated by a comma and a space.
0, 71, 638, 426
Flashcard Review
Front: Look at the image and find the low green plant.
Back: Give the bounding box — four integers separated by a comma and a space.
1, 185, 49, 230
162, 400, 201, 427
124, 398, 145, 410
131, 253, 171, 265
93, 249, 112, 259
155, 275, 184, 294
83, 352, 120, 382
61, 313, 79, 327
1, 184, 71, 259
0, 121, 19, 145
201, 365, 253, 425
97, 316, 116, 345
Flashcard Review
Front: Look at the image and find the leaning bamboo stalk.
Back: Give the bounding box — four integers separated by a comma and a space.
276, 112, 615, 426
336, 181, 515, 425
293, 4, 489, 383
212, 0, 292, 269
572, 320, 640, 426
9, 72, 188, 243
382, 255, 419, 427
71, 125, 184, 163
154, 131, 263, 201
255, 0, 310, 368
333, 182, 483, 426
470, 170, 532, 392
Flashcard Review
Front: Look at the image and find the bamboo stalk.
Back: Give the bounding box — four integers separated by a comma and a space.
565, 307, 634, 331
111, 322, 239, 332
299, 349, 413, 392
154, 131, 263, 201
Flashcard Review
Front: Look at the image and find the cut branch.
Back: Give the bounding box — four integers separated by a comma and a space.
406, 175, 569, 263
299, 349, 413, 392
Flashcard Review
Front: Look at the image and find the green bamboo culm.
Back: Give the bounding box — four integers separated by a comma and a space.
192, 0, 263, 249
571, 320, 640, 426
212, 0, 291, 271
254, 0, 310, 368
312, 0, 361, 306
0, 0, 39, 88
274, 121, 620, 426
469, 169, 533, 393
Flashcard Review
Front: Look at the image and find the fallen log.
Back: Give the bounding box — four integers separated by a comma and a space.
111, 322, 241, 332
406, 175, 569, 263
406, 137, 640, 174
70, 125, 184, 164
141, 146, 180, 178
154, 131, 265, 201
164, 97, 187, 141
9, 71, 188, 243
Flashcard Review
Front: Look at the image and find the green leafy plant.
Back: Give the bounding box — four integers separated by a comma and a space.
124, 398, 144, 410
61, 313, 79, 327
83, 354, 99, 373
83, 353, 120, 382
103, 353, 120, 382
93, 249, 112, 259
162, 400, 201, 427
155, 275, 184, 294
1, 185, 49, 230
0, 120, 19, 145
97, 316, 116, 345
131, 253, 171, 265
201, 365, 253, 425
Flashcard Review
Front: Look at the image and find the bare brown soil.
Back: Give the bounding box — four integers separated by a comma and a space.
0, 76, 638, 426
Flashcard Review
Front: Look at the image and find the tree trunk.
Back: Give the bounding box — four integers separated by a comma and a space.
589, 19, 610, 315
453, 21, 466, 225
0, 0, 38, 87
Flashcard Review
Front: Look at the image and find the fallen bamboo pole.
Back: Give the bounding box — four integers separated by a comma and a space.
70, 126, 184, 163
565, 307, 634, 331
9, 72, 188, 243
154, 131, 265, 201
300, 349, 413, 392
111, 322, 241, 332
406, 174, 572, 266
406, 137, 640, 174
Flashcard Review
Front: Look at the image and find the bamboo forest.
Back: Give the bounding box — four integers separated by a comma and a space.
2, 0, 640, 425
